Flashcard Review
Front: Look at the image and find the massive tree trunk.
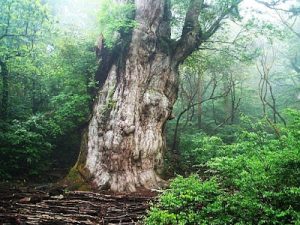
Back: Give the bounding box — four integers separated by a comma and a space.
72, 0, 178, 192
71, 0, 238, 192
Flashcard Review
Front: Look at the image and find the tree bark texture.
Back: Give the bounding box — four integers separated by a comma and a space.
73, 0, 180, 192
72, 0, 238, 192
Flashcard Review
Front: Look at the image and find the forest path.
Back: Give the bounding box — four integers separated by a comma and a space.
0, 184, 156, 225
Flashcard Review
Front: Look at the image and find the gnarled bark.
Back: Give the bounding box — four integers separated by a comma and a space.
71, 0, 178, 192
71, 0, 240, 192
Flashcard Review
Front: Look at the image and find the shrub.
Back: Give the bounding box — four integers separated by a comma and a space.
145, 175, 223, 225
0, 116, 55, 179
178, 133, 225, 175
146, 112, 300, 224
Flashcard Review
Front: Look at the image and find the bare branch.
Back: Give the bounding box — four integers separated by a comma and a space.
171, 75, 230, 151
202, 0, 243, 41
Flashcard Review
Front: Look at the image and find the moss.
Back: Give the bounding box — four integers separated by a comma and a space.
99, 86, 117, 124
63, 166, 92, 191
106, 86, 117, 110
62, 129, 92, 191
107, 99, 117, 110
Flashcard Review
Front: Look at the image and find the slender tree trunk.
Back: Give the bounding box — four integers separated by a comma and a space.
230, 77, 236, 124
223, 75, 231, 123
31, 75, 39, 114
0, 61, 8, 120
197, 73, 204, 128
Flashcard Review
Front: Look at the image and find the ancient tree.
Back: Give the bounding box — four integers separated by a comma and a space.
72, 0, 242, 192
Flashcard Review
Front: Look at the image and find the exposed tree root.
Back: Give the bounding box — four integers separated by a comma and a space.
0, 184, 156, 225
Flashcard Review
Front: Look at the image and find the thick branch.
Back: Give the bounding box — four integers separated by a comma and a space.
173, 0, 204, 64
173, 0, 243, 65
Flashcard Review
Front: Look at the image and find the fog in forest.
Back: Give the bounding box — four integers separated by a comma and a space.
1, 0, 300, 224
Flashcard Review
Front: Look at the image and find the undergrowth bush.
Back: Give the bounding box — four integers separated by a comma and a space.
146, 111, 300, 224
178, 133, 225, 175
0, 116, 55, 179
0, 91, 89, 180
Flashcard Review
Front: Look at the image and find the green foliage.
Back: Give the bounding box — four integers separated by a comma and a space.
0, 1, 97, 180
146, 112, 300, 225
0, 116, 55, 179
98, 0, 136, 48
178, 133, 225, 174
145, 175, 222, 225
0, 0, 51, 60
50, 93, 90, 134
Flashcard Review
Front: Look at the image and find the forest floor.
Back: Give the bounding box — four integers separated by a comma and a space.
0, 183, 157, 225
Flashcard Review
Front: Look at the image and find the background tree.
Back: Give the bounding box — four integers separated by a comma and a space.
0, 0, 98, 180
0, 0, 50, 119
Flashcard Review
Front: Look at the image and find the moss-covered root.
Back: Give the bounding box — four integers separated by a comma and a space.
62, 166, 92, 191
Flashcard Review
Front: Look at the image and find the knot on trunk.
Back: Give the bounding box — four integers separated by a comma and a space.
143, 91, 168, 107
119, 121, 136, 135
142, 91, 170, 120
123, 125, 136, 135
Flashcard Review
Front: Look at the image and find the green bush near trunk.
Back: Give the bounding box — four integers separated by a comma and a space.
145, 111, 300, 225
